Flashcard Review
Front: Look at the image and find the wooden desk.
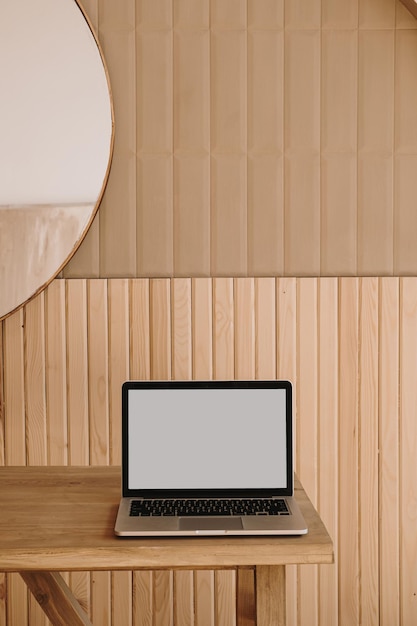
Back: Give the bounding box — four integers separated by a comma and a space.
0, 467, 333, 626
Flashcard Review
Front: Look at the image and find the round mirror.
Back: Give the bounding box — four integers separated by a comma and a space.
0, 0, 114, 320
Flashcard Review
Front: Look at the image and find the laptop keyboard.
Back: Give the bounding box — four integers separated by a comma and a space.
130, 498, 289, 517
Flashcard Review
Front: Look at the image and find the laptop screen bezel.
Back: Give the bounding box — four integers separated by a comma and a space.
121, 380, 294, 498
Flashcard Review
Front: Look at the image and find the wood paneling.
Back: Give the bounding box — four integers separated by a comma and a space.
399, 278, 417, 624
321, 29, 357, 275
1, 276, 416, 624
60, 0, 417, 278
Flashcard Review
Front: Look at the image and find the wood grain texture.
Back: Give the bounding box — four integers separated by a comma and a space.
275, 277, 298, 623
254, 278, 276, 379
172, 278, 192, 380
45, 280, 68, 465
0, 465, 332, 626
173, 570, 193, 626
399, 278, 417, 624
88, 280, 109, 466
24, 295, 47, 466
317, 278, 339, 626
7, 574, 28, 626
108, 279, 130, 466
213, 278, 234, 379
338, 279, 360, 625
256, 566, 285, 626
297, 279, 319, 626
234, 278, 255, 379
236, 568, 255, 626
130, 279, 151, 381
359, 278, 379, 626
21, 572, 93, 626
194, 571, 215, 626
3, 309, 25, 465
66, 280, 89, 466
1, 276, 417, 624
379, 278, 400, 626
215, 570, 236, 626
192, 278, 213, 380
150, 279, 171, 380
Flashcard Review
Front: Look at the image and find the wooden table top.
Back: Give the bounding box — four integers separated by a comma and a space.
0, 466, 333, 572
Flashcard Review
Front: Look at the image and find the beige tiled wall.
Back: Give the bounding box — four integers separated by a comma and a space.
66, 0, 417, 278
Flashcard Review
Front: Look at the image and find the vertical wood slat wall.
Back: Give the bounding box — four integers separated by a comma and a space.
65, 0, 417, 279
1, 276, 416, 625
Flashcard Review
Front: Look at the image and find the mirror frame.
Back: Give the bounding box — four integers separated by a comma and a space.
0, 0, 115, 321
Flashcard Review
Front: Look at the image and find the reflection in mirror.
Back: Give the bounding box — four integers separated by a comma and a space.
0, 0, 114, 320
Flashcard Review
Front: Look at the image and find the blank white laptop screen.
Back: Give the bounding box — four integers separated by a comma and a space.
127, 387, 287, 491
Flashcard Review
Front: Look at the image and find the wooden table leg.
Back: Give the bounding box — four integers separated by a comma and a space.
255, 565, 286, 626
237, 567, 256, 626
20, 572, 93, 626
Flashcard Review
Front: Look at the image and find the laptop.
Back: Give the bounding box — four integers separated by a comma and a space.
114, 380, 308, 536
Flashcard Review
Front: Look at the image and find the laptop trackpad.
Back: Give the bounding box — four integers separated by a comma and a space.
179, 517, 243, 531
